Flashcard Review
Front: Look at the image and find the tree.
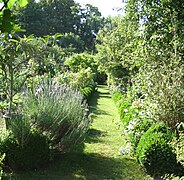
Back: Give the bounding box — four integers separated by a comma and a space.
16, 1, 106, 52
16, 0, 80, 37
73, 4, 105, 52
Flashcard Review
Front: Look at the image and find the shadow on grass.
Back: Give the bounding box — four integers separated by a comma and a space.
85, 128, 107, 143
88, 89, 111, 117
2, 85, 148, 180
88, 90, 99, 113
5, 152, 143, 180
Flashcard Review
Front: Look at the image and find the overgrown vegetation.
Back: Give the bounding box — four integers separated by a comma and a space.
0, 0, 184, 178
98, 0, 184, 179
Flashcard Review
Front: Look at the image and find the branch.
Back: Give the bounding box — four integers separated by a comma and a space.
0, 0, 9, 12
13, 75, 29, 96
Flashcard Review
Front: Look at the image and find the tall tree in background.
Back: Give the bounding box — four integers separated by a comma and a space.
15, 1, 106, 52
16, 0, 80, 36
74, 4, 105, 51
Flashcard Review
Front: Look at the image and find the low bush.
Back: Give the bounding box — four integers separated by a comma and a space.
117, 95, 138, 126
136, 123, 182, 178
112, 92, 124, 105
0, 129, 50, 171
125, 118, 153, 152
56, 68, 96, 100
113, 92, 153, 151
22, 79, 91, 150
80, 84, 96, 101
0, 154, 5, 179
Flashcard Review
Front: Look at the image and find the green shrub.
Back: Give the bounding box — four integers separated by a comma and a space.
56, 68, 96, 100
136, 123, 179, 178
64, 53, 97, 73
112, 92, 124, 105
117, 96, 137, 126
125, 118, 153, 152
22, 79, 90, 150
132, 61, 184, 130
71, 68, 95, 90
113, 92, 152, 151
80, 84, 96, 101
8, 131, 50, 170
0, 130, 50, 171
0, 154, 5, 179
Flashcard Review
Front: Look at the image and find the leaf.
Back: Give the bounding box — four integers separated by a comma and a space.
7, 0, 16, 9
1, 9, 14, 33
18, 0, 29, 7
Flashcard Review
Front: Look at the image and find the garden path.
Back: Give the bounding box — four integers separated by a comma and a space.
11, 85, 149, 180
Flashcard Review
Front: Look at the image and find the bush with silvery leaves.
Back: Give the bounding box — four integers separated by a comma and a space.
22, 79, 91, 150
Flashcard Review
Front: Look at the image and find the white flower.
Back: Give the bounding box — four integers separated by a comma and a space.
124, 109, 128, 113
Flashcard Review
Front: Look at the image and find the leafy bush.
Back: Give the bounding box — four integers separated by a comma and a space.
116, 94, 137, 126
112, 92, 152, 151
0, 154, 4, 180
125, 118, 153, 152
70, 68, 95, 90
22, 79, 90, 150
112, 92, 124, 105
56, 68, 96, 100
0, 129, 50, 171
80, 84, 96, 101
132, 61, 184, 131
136, 123, 181, 178
64, 53, 97, 73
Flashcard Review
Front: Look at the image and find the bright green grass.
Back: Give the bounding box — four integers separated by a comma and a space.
3, 85, 151, 180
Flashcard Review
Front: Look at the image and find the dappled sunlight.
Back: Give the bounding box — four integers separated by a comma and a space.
7, 85, 149, 180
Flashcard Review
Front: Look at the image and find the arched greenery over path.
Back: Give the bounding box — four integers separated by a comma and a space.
4, 85, 150, 179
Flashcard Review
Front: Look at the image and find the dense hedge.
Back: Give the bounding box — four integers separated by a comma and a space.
136, 123, 183, 178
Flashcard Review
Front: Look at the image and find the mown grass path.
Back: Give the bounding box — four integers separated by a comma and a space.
8, 85, 149, 180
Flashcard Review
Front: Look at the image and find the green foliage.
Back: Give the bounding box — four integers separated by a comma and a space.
70, 68, 95, 90
73, 4, 105, 51
0, 129, 50, 171
0, 0, 29, 33
56, 33, 85, 53
112, 92, 124, 104
80, 84, 96, 101
16, 0, 78, 36
65, 53, 97, 72
15, 0, 105, 51
136, 123, 179, 178
133, 61, 184, 130
59, 52, 97, 99
96, 15, 140, 91
116, 94, 134, 126
0, 153, 4, 180
22, 79, 91, 150
112, 92, 153, 151
56, 68, 96, 100
125, 119, 153, 152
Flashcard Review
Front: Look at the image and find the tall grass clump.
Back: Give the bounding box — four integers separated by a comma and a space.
22, 79, 91, 151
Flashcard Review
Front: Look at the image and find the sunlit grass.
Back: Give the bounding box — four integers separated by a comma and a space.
3, 85, 151, 179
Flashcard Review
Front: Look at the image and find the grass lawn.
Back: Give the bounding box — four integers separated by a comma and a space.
3, 85, 151, 180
